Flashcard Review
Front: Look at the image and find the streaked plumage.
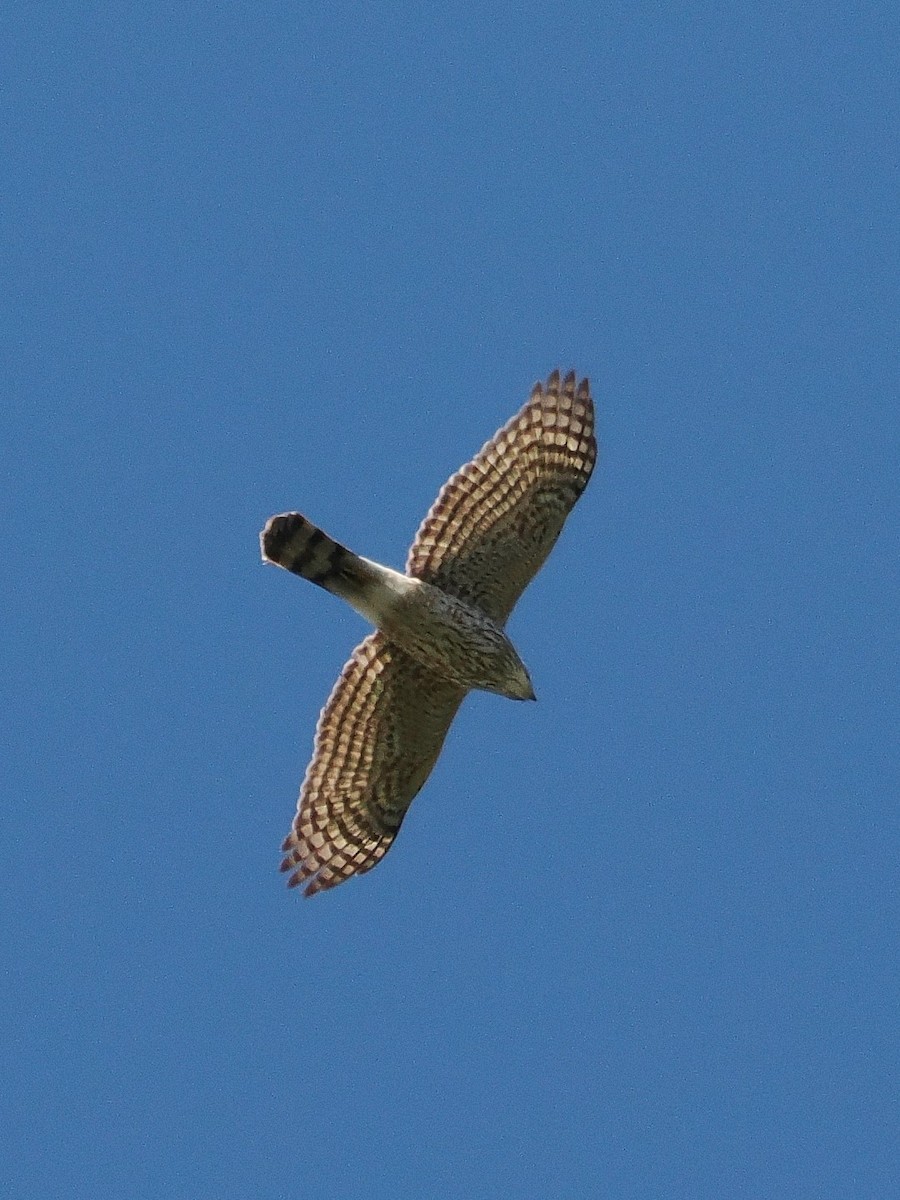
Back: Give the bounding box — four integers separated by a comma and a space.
261, 369, 596, 895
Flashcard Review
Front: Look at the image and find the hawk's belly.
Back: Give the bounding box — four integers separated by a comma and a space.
379, 580, 534, 700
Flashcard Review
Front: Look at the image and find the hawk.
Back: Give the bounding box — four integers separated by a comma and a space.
261, 369, 596, 895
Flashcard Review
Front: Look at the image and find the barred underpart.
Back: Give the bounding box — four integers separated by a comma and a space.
261, 369, 597, 896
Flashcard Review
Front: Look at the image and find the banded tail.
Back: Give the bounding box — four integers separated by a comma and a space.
260, 512, 376, 602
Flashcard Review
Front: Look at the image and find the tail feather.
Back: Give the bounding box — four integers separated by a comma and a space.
260, 512, 368, 597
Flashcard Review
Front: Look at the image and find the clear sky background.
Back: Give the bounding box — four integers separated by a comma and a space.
3, 3, 897, 1197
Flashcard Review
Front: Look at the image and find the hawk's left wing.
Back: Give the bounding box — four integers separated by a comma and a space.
279, 632, 466, 896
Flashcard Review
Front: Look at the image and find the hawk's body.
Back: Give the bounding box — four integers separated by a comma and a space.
261, 370, 596, 895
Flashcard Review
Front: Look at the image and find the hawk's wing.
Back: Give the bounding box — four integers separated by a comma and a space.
406, 370, 596, 624
280, 632, 465, 896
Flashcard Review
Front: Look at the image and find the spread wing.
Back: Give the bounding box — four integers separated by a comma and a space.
406, 370, 596, 624
279, 632, 466, 896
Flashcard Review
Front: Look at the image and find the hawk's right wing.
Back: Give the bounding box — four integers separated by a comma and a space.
279, 633, 466, 896
406, 370, 596, 625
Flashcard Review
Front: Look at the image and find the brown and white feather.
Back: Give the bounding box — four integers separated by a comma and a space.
279, 633, 465, 895
407, 370, 596, 623
269, 370, 595, 895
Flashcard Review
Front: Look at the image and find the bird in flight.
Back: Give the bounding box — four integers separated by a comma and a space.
260, 369, 596, 895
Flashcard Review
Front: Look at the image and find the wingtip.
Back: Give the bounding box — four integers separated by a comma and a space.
536, 369, 589, 400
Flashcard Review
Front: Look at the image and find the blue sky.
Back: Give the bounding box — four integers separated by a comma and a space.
3, 2, 897, 1196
